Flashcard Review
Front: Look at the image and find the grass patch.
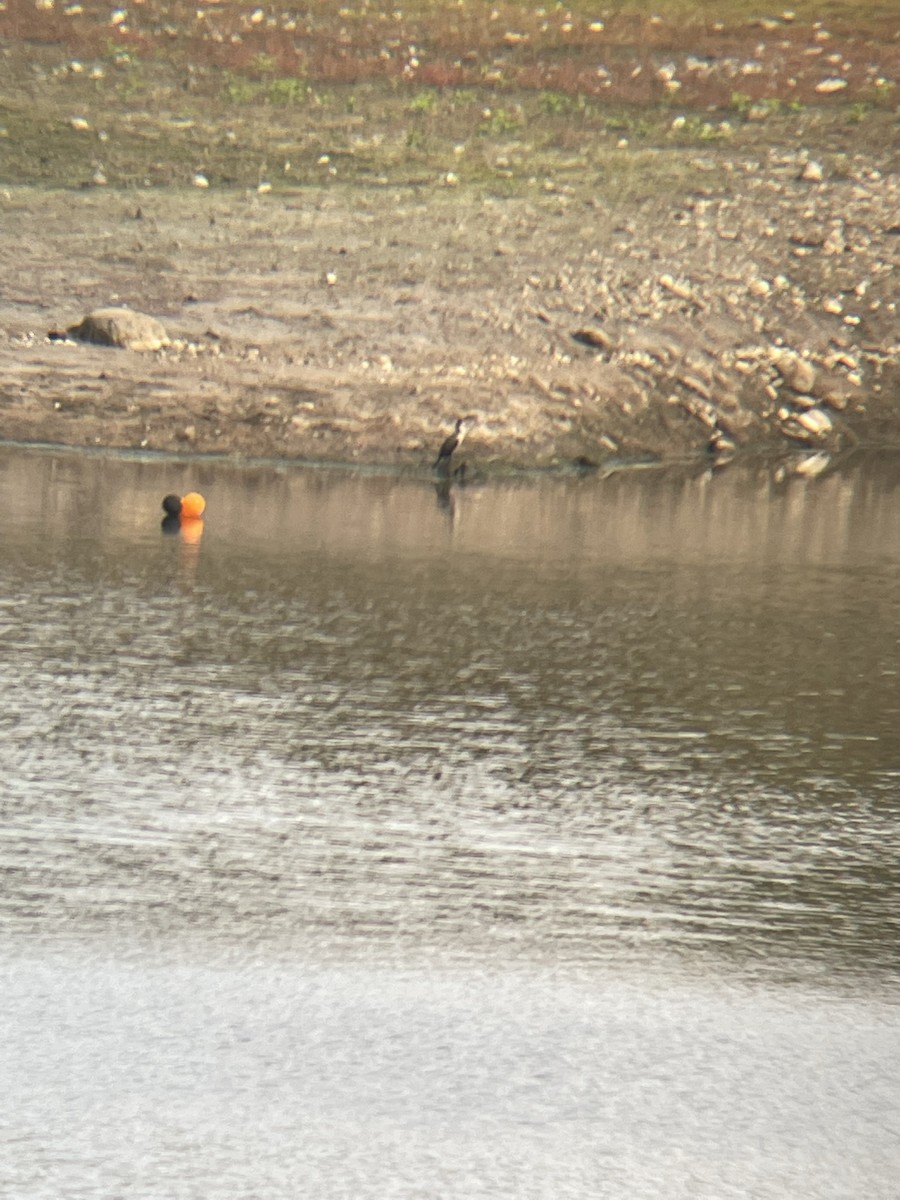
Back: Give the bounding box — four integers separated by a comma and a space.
0, 1, 895, 195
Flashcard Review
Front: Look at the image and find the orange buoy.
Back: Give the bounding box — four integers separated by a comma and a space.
180, 491, 206, 519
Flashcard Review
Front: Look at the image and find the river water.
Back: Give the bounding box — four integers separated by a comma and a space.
1, 445, 898, 1198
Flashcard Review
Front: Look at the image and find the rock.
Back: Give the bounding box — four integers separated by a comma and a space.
822, 223, 846, 255
678, 395, 718, 428
819, 391, 851, 412
800, 160, 824, 183
774, 351, 817, 395
658, 273, 704, 307
792, 392, 818, 411
679, 372, 712, 400
796, 407, 833, 436
815, 78, 848, 94
812, 368, 855, 411
65, 308, 169, 351
572, 326, 616, 352
708, 430, 737, 457
747, 277, 771, 297
789, 224, 826, 247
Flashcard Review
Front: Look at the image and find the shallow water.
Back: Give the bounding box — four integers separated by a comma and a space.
1, 445, 899, 1198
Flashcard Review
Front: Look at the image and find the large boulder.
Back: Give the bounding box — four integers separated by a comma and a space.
65, 308, 169, 351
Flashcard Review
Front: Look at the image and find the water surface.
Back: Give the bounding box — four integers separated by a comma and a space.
1, 446, 898, 1198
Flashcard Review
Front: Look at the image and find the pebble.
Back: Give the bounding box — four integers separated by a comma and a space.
822, 224, 846, 255
800, 160, 824, 182
774, 351, 816, 395
796, 407, 833, 436
792, 393, 818, 411
818, 388, 851, 412
659, 274, 697, 303
571, 327, 616, 352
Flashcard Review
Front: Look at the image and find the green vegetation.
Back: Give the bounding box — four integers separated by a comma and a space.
0, 0, 895, 196
730, 93, 804, 119
408, 90, 440, 115
540, 92, 592, 118
478, 107, 524, 137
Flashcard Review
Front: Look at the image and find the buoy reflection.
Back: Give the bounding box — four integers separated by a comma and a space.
179, 516, 204, 546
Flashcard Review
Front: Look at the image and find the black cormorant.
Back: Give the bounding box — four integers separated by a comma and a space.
433, 416, 473, 471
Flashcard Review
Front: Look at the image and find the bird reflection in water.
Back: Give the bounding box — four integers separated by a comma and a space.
434, 460, 469, 522
434, 476, 454, 516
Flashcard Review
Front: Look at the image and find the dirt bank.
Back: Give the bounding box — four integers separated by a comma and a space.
1, 171, 896, 471
0, 2, 897, 470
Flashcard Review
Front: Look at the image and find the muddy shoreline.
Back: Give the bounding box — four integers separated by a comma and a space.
1, 171, 897, 473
